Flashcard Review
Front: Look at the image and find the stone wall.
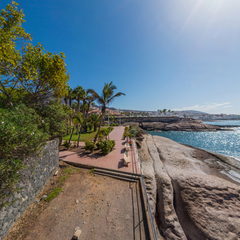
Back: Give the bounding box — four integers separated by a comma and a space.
0, 139, 59, 239
114, 116, 186, 124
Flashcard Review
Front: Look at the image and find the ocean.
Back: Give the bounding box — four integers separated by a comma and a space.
149, 120, 240, 159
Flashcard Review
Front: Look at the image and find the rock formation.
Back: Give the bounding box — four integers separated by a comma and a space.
140, 119, 223, 131
139, 135, 240, 240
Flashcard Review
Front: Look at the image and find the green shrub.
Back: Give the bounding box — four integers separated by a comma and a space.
99, 127, 113, 140
110, 123, 118, 126
123, 126, 129, 139
37, 102, 70, 139
97, 140, 115, 155
0, 104, 48, 205
0, 105, 48, 158
62, 140, 71, 149
84, 141, 96, 152
45, 187, 62, 202
123, 126, 144, 141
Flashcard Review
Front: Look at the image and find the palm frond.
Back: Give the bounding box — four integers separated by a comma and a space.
108, 91, 125, 103
88, 89, 100, 99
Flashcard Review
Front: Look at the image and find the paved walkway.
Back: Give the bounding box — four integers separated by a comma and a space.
59, 126, 141, 174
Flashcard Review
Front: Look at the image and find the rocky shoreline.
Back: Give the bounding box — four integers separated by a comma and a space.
139, 119, 230, 131
138, 134, 240, 240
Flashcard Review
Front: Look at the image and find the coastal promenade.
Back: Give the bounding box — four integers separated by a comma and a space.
59, 126, 141, 174
4, 128, 150, 240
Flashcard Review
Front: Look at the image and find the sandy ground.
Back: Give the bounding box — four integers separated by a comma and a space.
4, 167, 147, 240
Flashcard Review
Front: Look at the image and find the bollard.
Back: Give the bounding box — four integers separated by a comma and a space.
71, 227, 82, 240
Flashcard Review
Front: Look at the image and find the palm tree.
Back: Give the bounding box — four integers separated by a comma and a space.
73, 86, 84, 111
75, 112, 84, 147
67, 112, 83, 147
80, 89, 95, 132
67, 115, 77, 147
89, 82, 125, 142
64, 86, 74, 107
89, 113, 100, 132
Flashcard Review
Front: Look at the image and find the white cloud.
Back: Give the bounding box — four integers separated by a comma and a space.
174, 102, 233, 114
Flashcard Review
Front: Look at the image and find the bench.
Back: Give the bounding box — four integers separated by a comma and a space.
123, 152, 131, 166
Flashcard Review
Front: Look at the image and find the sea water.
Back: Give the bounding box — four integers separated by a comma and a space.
204, 120, 240, 126
149, 120, 240, 159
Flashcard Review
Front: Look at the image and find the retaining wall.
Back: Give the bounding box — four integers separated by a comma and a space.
0, 139, 59, 239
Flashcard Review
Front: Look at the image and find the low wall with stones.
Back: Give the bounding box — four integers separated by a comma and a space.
0, 139, 59, 239
113, 116, 185, 124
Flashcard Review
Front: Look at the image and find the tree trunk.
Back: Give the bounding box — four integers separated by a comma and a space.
94, 113, 104, 143
77, 98, 80, 112
59, 136, 63, 146
94, 123, 97, 132
93, 105, 106, 143
77, 125, 82, 147
68, 126, 75, 147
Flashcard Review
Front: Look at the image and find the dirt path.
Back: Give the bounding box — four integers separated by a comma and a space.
5, 167, 147, 240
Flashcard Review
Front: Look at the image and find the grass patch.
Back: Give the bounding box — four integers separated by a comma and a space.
63, 131, 97, 142
88, 168, 95, 175
44, 166, 80, 202
58, 167, 78, 183
45, 187, 62, 202
63, 127, 111, 143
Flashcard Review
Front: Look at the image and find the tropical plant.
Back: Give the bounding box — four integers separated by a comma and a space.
84, 141, 96, 152
73, 86, 84, 111
89, 82, 125, 142
81, 89, 95, 132
123, 126, 130, 139
88, 113, 100, 132
98, 127, 113, 140
96, 140, 115, 155
75, 112, 84, 147
123, 125, 144, 141
66, 112, 84, 147
64, 86, 74, 107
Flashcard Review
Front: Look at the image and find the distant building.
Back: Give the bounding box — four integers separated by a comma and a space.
89, 106, 122, 116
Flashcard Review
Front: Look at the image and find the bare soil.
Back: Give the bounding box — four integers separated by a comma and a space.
4, 165, 147, 240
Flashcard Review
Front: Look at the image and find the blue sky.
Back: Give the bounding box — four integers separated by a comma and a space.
2, 0, 240, 113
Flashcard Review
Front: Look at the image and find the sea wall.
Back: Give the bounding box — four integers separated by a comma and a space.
0, 139, 59, 239
114, 116, 183, 124
115, 116, 223, 131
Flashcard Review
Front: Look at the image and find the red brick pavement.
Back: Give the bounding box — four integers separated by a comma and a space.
59, 126, 141, 174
